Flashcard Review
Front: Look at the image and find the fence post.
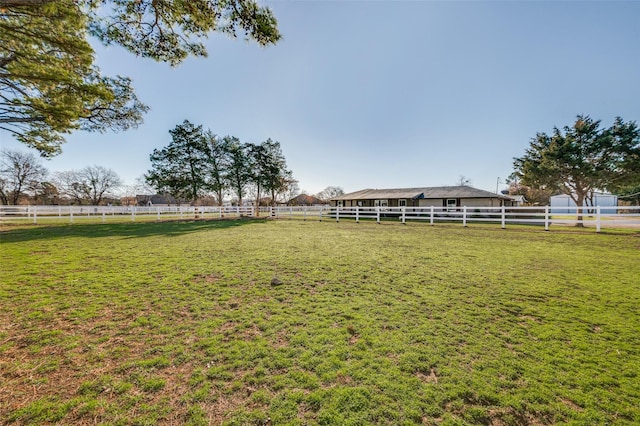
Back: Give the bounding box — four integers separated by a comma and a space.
463, 206, 467, 227
102, 210, 106, 223
319, 207, 323, 222
544, 206, 549, 231
33, 207, 37, 224
430, 206, 434, 225
303, 206, 307, 221
401, 207, 406, 224
501, 206, 505, 229
58, 206, 62, 218
355, 206, 359, 223
132, 206, 136, 222
596, 206, 601, 233
336, 206, 340, 222
376, 207, 380, 224
70, 208, 73, 223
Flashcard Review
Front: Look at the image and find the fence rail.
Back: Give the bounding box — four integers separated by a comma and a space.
2, 204, 639, 232
0, 205, 255, 224
265, 205, 640, 232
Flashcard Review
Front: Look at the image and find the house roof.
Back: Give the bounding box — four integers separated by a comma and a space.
136, 194, 182, 205
331, 186, 512, 201
288, 194, 325, 205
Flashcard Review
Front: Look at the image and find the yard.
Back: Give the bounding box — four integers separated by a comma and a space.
1, 220, 639, 425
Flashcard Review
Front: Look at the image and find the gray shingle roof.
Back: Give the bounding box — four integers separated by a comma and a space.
331, 186, 512, 201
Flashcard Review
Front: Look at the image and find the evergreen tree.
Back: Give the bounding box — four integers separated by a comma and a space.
146, 120, 208, 203
225, 137, 252, 207
513, 115, 640, 223
0, 0, 280, 155
203, 131, 230, 206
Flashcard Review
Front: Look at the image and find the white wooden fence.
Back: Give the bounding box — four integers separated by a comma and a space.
0, 205, 255, 224
2, 204, 639, 232
265, 205, 640, 232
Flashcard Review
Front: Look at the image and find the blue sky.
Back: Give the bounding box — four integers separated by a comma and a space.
2, 1, 639, 195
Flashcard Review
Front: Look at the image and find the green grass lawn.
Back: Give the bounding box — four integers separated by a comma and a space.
1, 220, 639, 425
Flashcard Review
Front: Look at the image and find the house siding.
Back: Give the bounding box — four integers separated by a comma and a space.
418, 198, 444, 207
461, 198, 499, 207
331, 186, 515, 208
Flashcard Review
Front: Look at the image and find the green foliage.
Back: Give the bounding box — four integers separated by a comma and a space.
0, 0, 280, 155
223, 136, 252, 205
87, 0, 281, 66
513, 115, 640, 213
203, 130, 230, 205
146, 123, 293, 206
617, 183, 640, 205
0, 1, 147, 156
146, 120, 210, 202
248, 138, 292, 207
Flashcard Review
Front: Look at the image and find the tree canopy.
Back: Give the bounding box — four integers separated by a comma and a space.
512, 115, 640, 218
0, 149, 47, 204
145, 120, 292, 206
0, 0, 280, 156
53, 165, 122, 205
146, 120, 209, 203
316, 186, 344, 202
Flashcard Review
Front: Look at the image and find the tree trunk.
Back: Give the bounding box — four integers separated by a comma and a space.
575, 192, 585, 227
255, 183, 261, 217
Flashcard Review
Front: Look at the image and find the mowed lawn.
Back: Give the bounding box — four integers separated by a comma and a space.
1, 219, 639, 425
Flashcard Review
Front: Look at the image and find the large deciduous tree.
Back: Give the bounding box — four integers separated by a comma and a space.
316, 186, 345, 202
54, 165, 122, 205
0, 0, 280, 156
513, 115, 640, 223
32, 181, 59, 205
0, 149, 48, 204
146, 120, 208, 203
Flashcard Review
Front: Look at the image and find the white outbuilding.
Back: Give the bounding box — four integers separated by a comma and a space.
550, 192, 618, 214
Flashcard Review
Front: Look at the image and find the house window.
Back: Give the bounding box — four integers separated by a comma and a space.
446, 199, 457, 211
398, 199, 407, 207
337, 200, 343, 207
357, 201, 363, 207
374, 199, 388, 207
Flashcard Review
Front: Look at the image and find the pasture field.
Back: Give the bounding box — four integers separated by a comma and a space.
1, 219, 639, 425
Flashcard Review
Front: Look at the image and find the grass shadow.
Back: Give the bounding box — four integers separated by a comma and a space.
0, 217, 266, 243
